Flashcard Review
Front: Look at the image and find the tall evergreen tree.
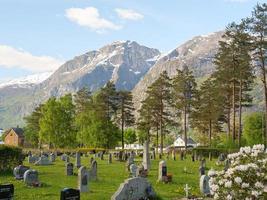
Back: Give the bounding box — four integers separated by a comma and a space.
172, 66, 197, 150
247, 3, 267, 145
144, 71, 173, 156
116, 91, 135, 149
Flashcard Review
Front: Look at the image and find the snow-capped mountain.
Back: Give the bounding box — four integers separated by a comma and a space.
0, 40, 160, 128
0, 72, 52, 89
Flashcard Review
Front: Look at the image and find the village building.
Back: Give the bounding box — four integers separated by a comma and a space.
173, 135, 197, 148
3, 127, 24, 146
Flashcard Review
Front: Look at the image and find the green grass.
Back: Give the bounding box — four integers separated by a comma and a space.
0, 155, 221, 200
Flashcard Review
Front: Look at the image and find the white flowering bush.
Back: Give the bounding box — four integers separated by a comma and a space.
208, 144, 267, 200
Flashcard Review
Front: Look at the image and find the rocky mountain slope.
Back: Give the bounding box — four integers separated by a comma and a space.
132, 31, 224, 111
0, 41, 160, 128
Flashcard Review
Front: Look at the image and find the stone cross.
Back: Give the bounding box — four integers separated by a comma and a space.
78, 166, 89, 193
184, 184, 191, 198
76, 152, 81, 168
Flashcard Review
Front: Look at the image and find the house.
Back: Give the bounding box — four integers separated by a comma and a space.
4, 127, 25, 146
173, 135, 197, 148
115, 143, 144, 150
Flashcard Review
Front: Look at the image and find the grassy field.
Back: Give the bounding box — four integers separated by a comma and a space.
0, 155, 221, 200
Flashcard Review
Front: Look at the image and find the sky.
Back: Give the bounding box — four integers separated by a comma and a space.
0, 0, 265, 81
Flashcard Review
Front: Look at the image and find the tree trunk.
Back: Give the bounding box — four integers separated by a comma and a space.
227, 107, 231, 138
121, 101, 125, 149
238, 80, 243, 148
184, 106, 187, 151
156, 125, 159, 155
262, 66, 267, 146
160, 100, 164, 156
209, 119, 212, 147
232, 81, 236, 142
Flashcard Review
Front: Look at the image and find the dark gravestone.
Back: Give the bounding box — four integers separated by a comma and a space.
66, 163, 74, 176
60, 188, 80, 200
199, 166, 205, 176
191, 154, 195, 162
162, 166, 167, 176
0, 184, 14, 200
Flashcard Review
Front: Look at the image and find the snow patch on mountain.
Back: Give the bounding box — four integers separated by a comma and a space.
0, 72, 52, 88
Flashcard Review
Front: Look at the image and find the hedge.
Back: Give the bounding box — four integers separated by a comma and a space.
192, 147, 239, 158
0, 145, 24, 172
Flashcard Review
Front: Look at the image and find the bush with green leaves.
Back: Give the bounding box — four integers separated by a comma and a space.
208, 144, 267, 200
0, 145, 23, 172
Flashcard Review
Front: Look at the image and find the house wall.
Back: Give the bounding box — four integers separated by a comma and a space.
4, 129, 24, 146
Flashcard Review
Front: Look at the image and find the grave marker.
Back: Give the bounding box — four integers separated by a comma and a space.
78, 166, 89, 193
60, 188, 80, 200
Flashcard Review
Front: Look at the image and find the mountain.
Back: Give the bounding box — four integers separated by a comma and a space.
0, 40, 160, 128
132, 31, 224, 111
0, 72, 52, 89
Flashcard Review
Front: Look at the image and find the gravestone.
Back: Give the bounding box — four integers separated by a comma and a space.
90, 157, 94, 165
111, 177, 156, 200
200, 175, 210, 196
0, 184, 14, 200
118, 151, 123, 161
142, 140, 150, 171
191, 154, 195, 162
24, 169, 40, 187
100, 152, 104, 160
66, 163, 74, 176
76, 152, 81, 168
158, 161, 167, 182
208, 152, 212, 161
78, 166, 89, 193
172, 150, 176, 161
224, 159, 230, 171
126, 155, 134, 171
13, 165, 30, 180
108, 154, 112, 164
180, 151, 184, 160
61, 154, 68, 161
89, 160, 97, 181
129, 164, 138, 178
35, 155, 52, 165
136, 164, 147, 178
199, 166, 205, 176
28, 155, 38, 164
152, 150, 156, 160
201, 158, 206, 168
60, 188, 80, 200
50, 153, 56, 162
65, 156, 70, 163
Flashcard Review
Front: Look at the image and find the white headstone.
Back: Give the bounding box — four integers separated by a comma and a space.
78, 166, 89, 192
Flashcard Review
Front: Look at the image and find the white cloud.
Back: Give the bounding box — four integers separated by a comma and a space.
65, 7, 122, 32
115, 8, 144, 21
0, 45, 63, 72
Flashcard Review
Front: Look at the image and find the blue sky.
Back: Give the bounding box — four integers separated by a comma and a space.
0, 0, 265, 81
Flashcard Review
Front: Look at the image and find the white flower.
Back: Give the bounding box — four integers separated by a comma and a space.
251, 190, 259, 197
255, 181, 264, 189
225, 180, 232, 188
208, 169, 216, 177
214, 193, 219, 199
210, 184, 219, 192
226, 194, 232, 200
234, 177, 242, 184
241, 183, 249, 188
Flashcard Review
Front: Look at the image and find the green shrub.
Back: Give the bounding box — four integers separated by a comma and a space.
193, 147, 239, 158
0, 145, 23, 172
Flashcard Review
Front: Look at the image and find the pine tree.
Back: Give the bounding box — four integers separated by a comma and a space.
172, 66, 197, 150
116, 91, 135, 149
247, 3, 267, 145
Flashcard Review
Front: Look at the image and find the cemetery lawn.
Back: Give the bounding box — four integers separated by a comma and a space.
0, 156, 222, 200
